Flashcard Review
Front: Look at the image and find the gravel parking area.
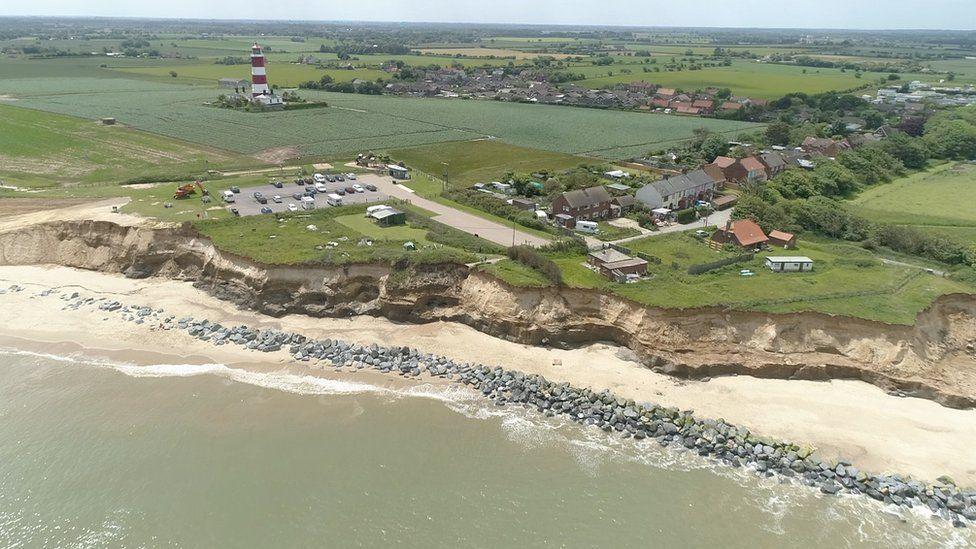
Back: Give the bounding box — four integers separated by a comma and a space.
227, 180, 387, 217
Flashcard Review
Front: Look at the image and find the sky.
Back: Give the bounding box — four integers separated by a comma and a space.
1, 0, 975, 30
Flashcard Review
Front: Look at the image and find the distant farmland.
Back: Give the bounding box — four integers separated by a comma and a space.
1, 77, 761, 160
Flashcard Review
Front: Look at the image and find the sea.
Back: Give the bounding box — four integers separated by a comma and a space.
0, 348, 971, 548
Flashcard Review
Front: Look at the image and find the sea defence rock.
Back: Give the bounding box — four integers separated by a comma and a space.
15, 284, 976, 527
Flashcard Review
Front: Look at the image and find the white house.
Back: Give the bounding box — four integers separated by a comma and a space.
765, 256, 814, 272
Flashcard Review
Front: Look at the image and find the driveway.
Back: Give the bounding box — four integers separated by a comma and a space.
361, 174, 551, 248
598, 208, 732, 248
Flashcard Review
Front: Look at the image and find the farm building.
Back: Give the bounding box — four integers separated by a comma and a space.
768, 230, 797, 249
551, 186, 613, 222
587, 248, 648, 281
765, 256, 814, 272
711, 219, 768, 250
367, 206, 406, 226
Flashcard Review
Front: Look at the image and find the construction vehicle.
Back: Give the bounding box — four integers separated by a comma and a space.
174, 180, 209, 200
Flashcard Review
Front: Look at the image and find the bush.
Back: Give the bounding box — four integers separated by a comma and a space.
687, 253, 754, 275
507, 246, 562, 284
675, 207, 697, 224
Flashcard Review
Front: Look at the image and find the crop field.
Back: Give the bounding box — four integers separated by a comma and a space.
852, 162, 976, 236
390, 140, 593, 186
111, 62, 386, 87
415, 47, 578, 60
0, 102, 250, 188
577, 60, 865, 98
2, 77, 760, 161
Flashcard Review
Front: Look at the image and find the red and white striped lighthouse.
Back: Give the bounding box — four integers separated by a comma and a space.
250, 43, 270, 97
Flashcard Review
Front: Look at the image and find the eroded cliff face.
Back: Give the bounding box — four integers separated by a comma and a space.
2, 219, 975, 408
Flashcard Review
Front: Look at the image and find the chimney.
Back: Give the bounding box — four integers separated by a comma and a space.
725, 219, 732, 233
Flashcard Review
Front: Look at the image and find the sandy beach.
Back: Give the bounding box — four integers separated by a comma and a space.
1, 263, 974, 486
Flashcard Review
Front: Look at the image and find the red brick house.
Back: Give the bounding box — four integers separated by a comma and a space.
738, 156, 768, 184
551, 186, 613, 223
801, 136, 850, 157
711, 219, 769, 251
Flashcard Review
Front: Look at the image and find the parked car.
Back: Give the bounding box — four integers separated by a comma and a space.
365, 184, 377, 192
272, 195, 282, 203
292, 192, 303, 200
314, 183, 328, 193
287, 204, 298, 212
346, 173, 357, 180
230, 186, 241, 193
230, 208, 240, 216
271, 180, 283, 189
344, 186, 356, 194
304, 188, 317, 196
334, 188, 346, 196
325, 174, 336, 183
313, 173, 325, 183
256, 195, 268, 204
295, 179, 305, 186
352, 184, 365, 193
260, 206, 273, 214
335, 174, 345, 182
252, 191, 263, 199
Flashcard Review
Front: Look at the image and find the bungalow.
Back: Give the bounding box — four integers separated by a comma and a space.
587, 248, 648, 281
711, 219, 768, 250
765, 256, 813, 272
801, 136, 850, 157
768, 230, 797, 249
634, 169, 716, 210
551, 186, 614, 222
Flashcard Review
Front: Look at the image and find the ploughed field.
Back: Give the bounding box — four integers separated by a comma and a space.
0, 76, 760, 161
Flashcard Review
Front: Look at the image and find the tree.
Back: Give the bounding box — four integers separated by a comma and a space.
924, 119, 976, 160
880, 132, 930, 169
699, 134, 729, 162
765, 121, 792, 146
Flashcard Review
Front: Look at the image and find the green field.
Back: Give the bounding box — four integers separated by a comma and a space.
577, 60, 865, 99
1, 77, 760, 160
852, 163, 976, 231
391, 140, 593, 186
0, 102, 252, 188
112, 61, 386, 87
549, 231, 973, 324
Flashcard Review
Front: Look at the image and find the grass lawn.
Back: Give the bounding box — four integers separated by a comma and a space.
551, 230, 974, 324
193, 204, 474, 265
334, 213, 431, 243
0, 103, 253, 188
478, 259, 552, 287
391, 139, 594, 188
592, 221, 642, 242
852, 162, 976, 230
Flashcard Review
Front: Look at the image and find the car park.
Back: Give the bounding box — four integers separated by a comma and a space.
272, 195, 282, 203
260, 206, 273, 214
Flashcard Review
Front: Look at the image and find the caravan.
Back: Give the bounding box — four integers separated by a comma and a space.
222, 190, 236, 203
300, 196, 316, 210
325, 193, 343, 207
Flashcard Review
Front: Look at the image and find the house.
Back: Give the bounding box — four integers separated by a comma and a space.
587, 248, 648, 281
801, 136, 850, 157
706, 156, 737, 184
711, 219, 768, 250
367, 207, 406, 226
551, 186, 614, 222
634, 169, 716, 210
720, 101, 743, 111
692, 99, 714, 114
656, 87, 677, 98
768, 230, 797, 249
765, 256, 813, 272
611, 195, 637, 215
845, 133, 881, 149
738, 156, 768, 184
758, 152, 787, 179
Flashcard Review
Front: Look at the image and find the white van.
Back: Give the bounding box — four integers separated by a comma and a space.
325, 193, 343, 207
313, 173, 325, 183
222, 190, 236, 203
300, 196, 316, 210
314, 182, 328, 193
576, 220, 599, 234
